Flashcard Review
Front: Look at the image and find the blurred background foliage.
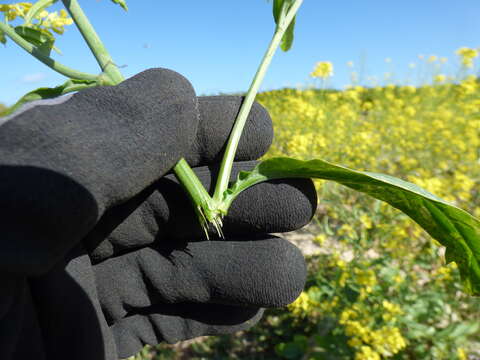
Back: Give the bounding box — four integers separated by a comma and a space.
2, 43, 479, 359
129, 48, 480, 359
0, 103, 6, 116
2, 2, 480, 360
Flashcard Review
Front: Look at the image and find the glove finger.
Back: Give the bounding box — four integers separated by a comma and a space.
185, 96, 273, 167
94, 236, 305, 323
85, 161, 317, 262
111, 305, 263, 359
0, 68, 198, 276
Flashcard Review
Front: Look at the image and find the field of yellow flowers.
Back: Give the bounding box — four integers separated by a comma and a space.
133, 48, 480, 360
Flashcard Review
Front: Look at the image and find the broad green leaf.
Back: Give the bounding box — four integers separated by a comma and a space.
223, 157, 480, 295
110, 0, 128, 11
14, 25, 55, 56
272, 0, 297, 51
4, 78, 98, 116
24, 0, 58, 25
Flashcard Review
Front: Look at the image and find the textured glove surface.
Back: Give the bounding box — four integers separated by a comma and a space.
90, 162, 316, 358
0, 68, 199, 276
0, 68, 317, 359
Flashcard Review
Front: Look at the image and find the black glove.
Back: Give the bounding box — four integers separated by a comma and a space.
0, 68, 317, 359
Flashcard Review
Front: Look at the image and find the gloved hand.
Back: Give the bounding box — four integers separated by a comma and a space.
0, 68, 317, 359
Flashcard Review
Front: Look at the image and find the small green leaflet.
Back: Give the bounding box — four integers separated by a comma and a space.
111, 0, 128, 11
223, 157, 480, 295
14, 25, 56, 56
272, 0, 297, 51
0, 28, 5, 45
4, 78, 98, 116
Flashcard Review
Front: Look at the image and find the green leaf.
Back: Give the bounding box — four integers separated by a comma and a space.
272, 0, 297, 51
110, 0, 128, 11
439, 322, 480, 339
0, 28, 6, 45
280, 16, 296, 51
14, 25, 55, 56
224, 157, 480, 295
24, 0, 58, 25
272, 0, 285, 25
4, 78, 98, 116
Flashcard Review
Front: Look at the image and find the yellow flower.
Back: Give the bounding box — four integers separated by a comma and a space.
339, 223, 356, 238
355, 268, 377, 288
355, 345, 381, 360
287, 291, 312, 317
359, 214, 373, 229
0, 2, 73, 38
348, 337, 363, 348
370, 327, 407, 356
0, 2, 32, 21
457, 347, 467, 360
456, 47, 478, 68
434, 74, 446, 83
404, 106, 416, 117
42, 10, 74, 34
314, 233, 327, 245
340, 309, 357, 324
381, 300, 403, 321
382, 300, 403, 314
36, 9, 49, 19
311, 61, 334, 79
393, 274, 404, 284
327, 92, 340, 102
427, 55, 438, 63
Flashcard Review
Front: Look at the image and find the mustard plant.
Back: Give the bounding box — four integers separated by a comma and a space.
1, 0, 480, 296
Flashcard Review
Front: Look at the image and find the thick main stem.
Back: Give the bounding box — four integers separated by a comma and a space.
61, 0, 124, 84
0, 21, 98, 81
212, 0, 303, 203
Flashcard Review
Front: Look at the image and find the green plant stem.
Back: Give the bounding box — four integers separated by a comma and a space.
212, 0, 303, 203
61, 0, 124, 84
0, 21, 98, 81
174, 158, 225, 238
174, 158, 214, 211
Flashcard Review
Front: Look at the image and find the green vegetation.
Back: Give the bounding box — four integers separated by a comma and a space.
2, 2, 480, 358
130, 53, 480, 359
0, 103, 7, 116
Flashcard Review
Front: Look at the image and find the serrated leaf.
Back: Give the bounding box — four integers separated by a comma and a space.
224, 157, 480, 295
272, 0, 297, 51
24, 0, 58, 25
14, 25, 55, 56
110, 0, 128, 11
4, 78, 98, 116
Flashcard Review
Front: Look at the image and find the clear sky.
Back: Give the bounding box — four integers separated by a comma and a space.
1, 0, 479, 105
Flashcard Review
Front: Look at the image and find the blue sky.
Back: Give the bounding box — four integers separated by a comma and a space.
1, 0, 479, 105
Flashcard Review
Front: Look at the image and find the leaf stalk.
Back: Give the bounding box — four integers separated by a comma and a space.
0, 21, 98, 81
173, 158, 225, 239
61, 0, 124, 84
211, 0, 303, 204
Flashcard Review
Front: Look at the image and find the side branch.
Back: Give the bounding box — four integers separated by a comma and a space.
0, 21, 99, 81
